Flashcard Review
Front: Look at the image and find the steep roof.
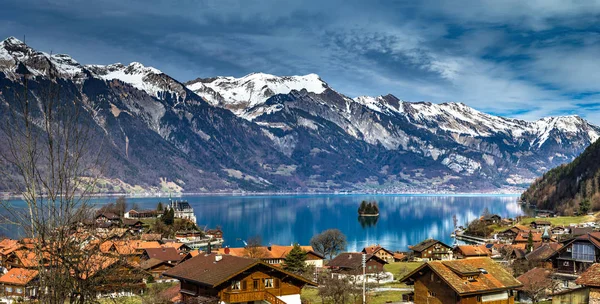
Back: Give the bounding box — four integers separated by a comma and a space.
0, 268, 38, 285
525, 243, 562, 261
576, 263, 600, 287
215, 244, 323, 259
400, 257, 522, 296
140, 258, 174, 270
163, 253, 316, 288
516, 267, 552, 290
144, 247, 181, 262
409, 239, 450, 252
362, 244, 393, 256
327, 252, 388, 270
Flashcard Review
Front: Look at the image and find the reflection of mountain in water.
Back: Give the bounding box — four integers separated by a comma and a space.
3, 195, 523, 251
358, 215, 379, 228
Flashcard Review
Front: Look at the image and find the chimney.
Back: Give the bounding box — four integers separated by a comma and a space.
224, 247, 230, 254
215, 254, 222, 262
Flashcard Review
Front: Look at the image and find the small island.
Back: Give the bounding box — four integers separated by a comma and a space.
358, 200, 380, 216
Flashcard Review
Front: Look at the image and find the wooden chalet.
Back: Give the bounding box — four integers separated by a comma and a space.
482, 214, 501, 225
400, 257, 522, 304
140, 258, 176, 281
95, 212, 121, 224
362, 244, 395, 263
0, 268, 38, 299
454, 245, 491, 259
497, 225, 530, 243
515, 267, 554, 303
513, 231, 544, 244
530, 221, 551, 229
141, 247, 181, 264
163, 253, 316, 304
79, 255, 148, 297
547, 232, 600, 281
524, 243, 562, 268
409, 239, 453, 261
327, 253, 387, 276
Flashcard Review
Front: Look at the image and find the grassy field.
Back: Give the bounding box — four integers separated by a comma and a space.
518, 214, 596, 226
384, 262, 423, 278
301, 287, 407, 304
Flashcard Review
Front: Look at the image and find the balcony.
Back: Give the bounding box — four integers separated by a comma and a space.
223, 291, 266, 303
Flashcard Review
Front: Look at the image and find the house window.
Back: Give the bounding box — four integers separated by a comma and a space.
15, 288, 22, 294
467, 276, 474, 281
427, 291, 436, 297
264, 278, 274, 288
566, 247, 572, 252
6, 287, 11, 293
253, 279, 259, 290
563, 261, 570, 266
231, 281, 241, 290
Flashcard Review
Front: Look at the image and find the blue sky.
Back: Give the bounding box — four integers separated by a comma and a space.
3, 0, 600, 123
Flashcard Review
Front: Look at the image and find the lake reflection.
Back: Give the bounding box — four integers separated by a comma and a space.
0, 194, 524, 251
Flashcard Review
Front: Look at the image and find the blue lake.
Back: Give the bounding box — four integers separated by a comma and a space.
1, 194, 525, 252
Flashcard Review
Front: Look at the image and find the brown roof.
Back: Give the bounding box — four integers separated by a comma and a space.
215, 244, 323, 259
517, 267, 553, 290
163, 253, 316, 287
525, 243, 562, 261
455, 245, 491, 257
531, 221, 551, 225
0, 268, 38, 285
576, 263, 600, 287
401, 257, 522, 295
362, 245, 393, 255
393, 252, 406, 260
327, 252, 388, 270
144, 247, 181, 262
122, 219, 143, 226
140, 258, 174, 270
141, 233, 162, 241
409, 239, 450, 252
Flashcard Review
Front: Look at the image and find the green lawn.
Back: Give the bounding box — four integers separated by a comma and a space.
518, 214, 596, 226
383, 262, 423, 288
301, 287, 408, 304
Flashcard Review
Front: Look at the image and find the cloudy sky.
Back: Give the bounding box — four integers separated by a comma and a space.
2, 0, 600, 122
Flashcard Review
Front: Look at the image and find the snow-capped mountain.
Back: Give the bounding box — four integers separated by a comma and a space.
1, 36, 598, 193
186, 72, 328, 115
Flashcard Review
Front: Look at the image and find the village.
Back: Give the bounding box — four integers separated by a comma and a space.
0, 198, 598, 304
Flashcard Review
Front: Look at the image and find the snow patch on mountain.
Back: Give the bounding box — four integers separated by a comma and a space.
186, 72, 328, 114
86, 62, 165, 97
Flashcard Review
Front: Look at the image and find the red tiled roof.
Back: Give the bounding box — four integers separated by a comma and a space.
576, 263, 600, 287
0, 268, 38, 285
455, 245, 491, 257
517, 267, 552, 290
144, 247, 181, 262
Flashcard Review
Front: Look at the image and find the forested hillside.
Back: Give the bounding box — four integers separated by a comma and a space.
521, 139, 600, 214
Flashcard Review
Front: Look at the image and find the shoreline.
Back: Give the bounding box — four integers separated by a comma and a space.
0, 191, 523, 200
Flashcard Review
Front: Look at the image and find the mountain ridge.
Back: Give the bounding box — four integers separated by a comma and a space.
0, 36, 598, 194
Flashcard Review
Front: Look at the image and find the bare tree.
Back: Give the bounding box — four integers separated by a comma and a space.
243, 236, 268, 258
518, 268, 559, 303
0, 70, 109, 303
310, 229, 347, 260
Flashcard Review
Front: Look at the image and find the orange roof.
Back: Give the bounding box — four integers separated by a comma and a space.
514, 231, 543, 243
79, 255, 119, 280
576, 263, 600, 287
14, 249, 43, 268
363, 244, 393, 255
216, 244, 319, 259
131, 241, 161, 250
0, 268, 38, 285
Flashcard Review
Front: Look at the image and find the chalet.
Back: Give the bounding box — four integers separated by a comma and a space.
525, 243, 562, 268
516, 267, 554, 303
121, 219, 144, 233
482, 214, 501, 225
124, 209, 159, 219
79, 255, 148, 297
551, 263, 600, 304
327, 253, 387, 277
217, 245, 325, 268
530, 220, 551, 229
500, 218, 514, 226
95, 212, 121, 224
393, 252, 407, 262
454, 245, 491, 259
163, 253, 316, 304
497, 224, 530, 243
161, 242, 192, 255
140, 258, 176, 282
205, 228, 224, 239
400, 257, 522, 304
141, 247, 181, 264
551, 226, 570, 235
408, 239, 453, 261
0, 268, 38, 299
362, 244, 395, 263
548, 232, 600, 280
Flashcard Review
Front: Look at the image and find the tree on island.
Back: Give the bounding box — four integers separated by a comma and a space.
358, 200, 379, 215
283, 244, 307, 275
310, 229, 347, 260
